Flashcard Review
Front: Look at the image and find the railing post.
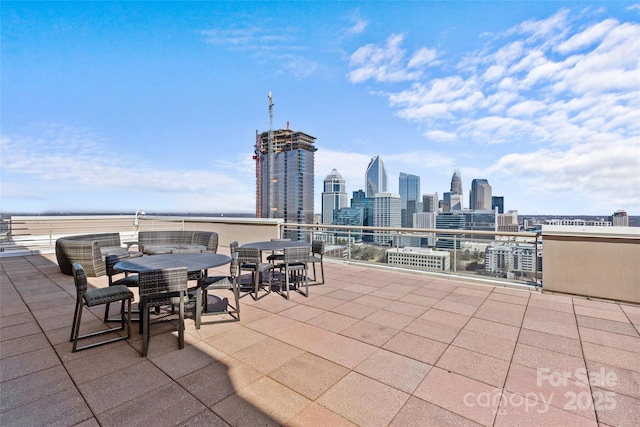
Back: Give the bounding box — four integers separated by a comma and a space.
535, 232, 541, 287
453, 235, 457, 273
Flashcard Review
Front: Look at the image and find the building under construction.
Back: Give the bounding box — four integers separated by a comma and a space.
255, 126, 317, 237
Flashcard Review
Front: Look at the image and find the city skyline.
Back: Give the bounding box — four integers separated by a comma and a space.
2, 2, 639, 216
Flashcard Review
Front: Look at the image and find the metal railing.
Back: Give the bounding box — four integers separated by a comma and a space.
278, 222, 541, 288
1, 215, 540, 286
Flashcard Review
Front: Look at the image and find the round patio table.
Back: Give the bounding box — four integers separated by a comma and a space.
114, 252, 231, 274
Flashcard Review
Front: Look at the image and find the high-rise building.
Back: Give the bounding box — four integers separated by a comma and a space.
492, 196, 504, 214
256, 128, 317, 236
422, 193, 438, 213
414, 211, 437, 246
611, 210, 629, 227
450, 171, 463, 206
470, 179, 492, 210
444, 192, 462, 212
464, 210, 497, 236
351, 190, 374, 242
498, 210, 519, 232
373, 193, 401, 245
435, 212, 465, 249
335, 206, 364, 241
399, 172, 420, 227
321, 169, 347, 224
365, 155, 387, 198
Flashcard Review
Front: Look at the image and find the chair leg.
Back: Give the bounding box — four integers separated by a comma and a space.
285, 269, 291, 300
303, 266, 309, 296
178, 294, 185, 349
251, 269, 270, 301
71, 303, 83, 352
195, 287, 203, 330
70, 300, 81, 343
142, 300, 149, 357
125, 298, 131, 339
104, 302, 111, 322
73, 299, 131, 353
233, 283, 240, 321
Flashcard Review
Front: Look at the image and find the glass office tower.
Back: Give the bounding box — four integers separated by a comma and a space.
399, 172, 420, 228
365, 155, 387, 198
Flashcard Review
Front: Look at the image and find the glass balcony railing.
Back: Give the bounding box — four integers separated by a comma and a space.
280, 223, 542, 288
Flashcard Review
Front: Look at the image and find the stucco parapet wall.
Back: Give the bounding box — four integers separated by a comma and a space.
147, 216, 284, 225
542, 225, 640, 240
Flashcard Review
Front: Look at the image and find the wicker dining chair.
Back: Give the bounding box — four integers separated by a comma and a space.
70, 263, 133, 352
138, 267, 188, 357
103, 252, 141, 322
236, 247, 274, 300
195, 252, 240, 328
266, 238, 291, 263
277, 246, 310, 299
309, 240, 325, 284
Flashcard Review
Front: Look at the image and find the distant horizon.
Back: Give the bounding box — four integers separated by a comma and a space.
2, 210, 637, 220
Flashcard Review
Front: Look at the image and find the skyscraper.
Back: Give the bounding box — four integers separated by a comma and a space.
256, 128, 317, 233
365, 155, 387, 198
450, 171, 463, 205
470, 179, 492, 210
373, 193, 401, 245
422, 193, 438, 213
321, 169, 347, 224
492, 196, 504, 214
351, 189, 374, 242
399, 172, 420, 227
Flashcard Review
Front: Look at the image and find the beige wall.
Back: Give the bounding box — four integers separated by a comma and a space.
174, 217, 282, 248
7, 215, 283, 251
542, 226, 640, 304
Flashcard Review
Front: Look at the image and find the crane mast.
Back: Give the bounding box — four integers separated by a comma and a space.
267, 91, 274, 218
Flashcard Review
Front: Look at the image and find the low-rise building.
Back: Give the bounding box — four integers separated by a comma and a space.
386, 246, 450, 272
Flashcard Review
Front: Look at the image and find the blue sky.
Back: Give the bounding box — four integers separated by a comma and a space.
2, 1, 639, 216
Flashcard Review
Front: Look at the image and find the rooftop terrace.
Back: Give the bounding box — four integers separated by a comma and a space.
1, 251, 639, 426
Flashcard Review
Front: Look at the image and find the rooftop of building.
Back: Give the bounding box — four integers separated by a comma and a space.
2, 249, 638, 426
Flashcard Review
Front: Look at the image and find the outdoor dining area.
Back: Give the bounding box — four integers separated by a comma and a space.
1, 231, 638, 426
55, 231, 327, 356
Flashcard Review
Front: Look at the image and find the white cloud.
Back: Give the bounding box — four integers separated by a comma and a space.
408, 47, 438, 68
555, 18, 618, 54
348, 34, 440, 83
424, 129, 457, 142
490, 136, 639, 206
348, 8, 640, 212
0, 124, 257, 213
347, 16, 368, 35
506, 100, 547, 118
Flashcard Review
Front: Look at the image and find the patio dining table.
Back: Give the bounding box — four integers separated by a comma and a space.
114, 252, 231, 275
241, 240, 311, 252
